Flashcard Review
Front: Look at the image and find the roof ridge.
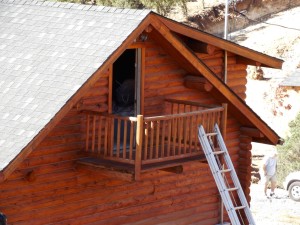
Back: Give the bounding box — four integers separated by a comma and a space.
1, 0, 151, 15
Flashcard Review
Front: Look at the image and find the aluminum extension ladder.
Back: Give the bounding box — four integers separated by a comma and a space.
198, 123, 256, 225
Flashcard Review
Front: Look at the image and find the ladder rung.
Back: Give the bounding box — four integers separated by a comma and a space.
234, 205, 246, 210
227, 187, 239, 191
213, 150, 225, 155
206, 132, 217, 136
220, 168, 231, 173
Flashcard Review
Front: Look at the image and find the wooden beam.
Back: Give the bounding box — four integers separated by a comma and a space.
160, 165, 183, 174
75, 161, 134, 182
184, 75, 213, 92
156, 14, 283, 69
240, 127, 264, 138
236, 55, 269, 68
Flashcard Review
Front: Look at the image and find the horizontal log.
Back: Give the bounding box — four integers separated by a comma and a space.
239, 142, 252, 151
196, 51, 224, 59
227, 64, 247, 71
160, 165, 183, 174
239, 151, 252, 159
77, 104, 108, 113
93, 77, 109, 87
239, 135, 252, 143
81, 95, 108, 105
230, 85, 247, 94
145, 55, 173, 66
76, 163, 133, 182
226, 77, 247, 87
240, 127, 264, 138
83, 87, 108, 98
144, 78, 183, 90
9, 161, 75, 180
145, 62, 180, 74
185, 40, 218, 55
145, 70, 184, 82
184, 76, 213, 92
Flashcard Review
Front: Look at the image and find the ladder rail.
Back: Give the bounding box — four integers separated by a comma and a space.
198, 126, 241, 225
214, 124, 256, 225
198, 124, 256, 225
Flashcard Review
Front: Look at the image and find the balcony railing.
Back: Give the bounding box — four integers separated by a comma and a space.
83, 99, 227, 180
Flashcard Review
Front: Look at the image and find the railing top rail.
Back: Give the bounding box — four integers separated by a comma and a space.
81, 110, 138, 122
82, 105, 224, 123
144, 106, 224, 122
164, 98, 221, 109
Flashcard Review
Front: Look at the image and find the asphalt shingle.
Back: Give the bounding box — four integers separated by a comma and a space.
0, 0, 150, 171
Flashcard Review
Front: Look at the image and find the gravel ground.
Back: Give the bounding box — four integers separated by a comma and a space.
250, 183, 300, 225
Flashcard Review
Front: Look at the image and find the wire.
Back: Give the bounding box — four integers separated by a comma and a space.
234, 9, 300, 32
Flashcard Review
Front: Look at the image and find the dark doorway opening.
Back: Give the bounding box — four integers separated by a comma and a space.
112, 49, 136, 116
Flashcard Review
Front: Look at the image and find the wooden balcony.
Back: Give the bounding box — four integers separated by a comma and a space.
79, 99, 227, 180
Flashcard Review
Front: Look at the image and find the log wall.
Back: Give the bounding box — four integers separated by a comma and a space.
0, 160, 220, 224
0, 36, 252, 224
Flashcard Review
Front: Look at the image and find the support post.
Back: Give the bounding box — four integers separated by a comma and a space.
135, 115, 143, 181
221, 103, 228, 142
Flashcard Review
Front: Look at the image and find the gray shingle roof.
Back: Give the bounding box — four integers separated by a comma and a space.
0, 0, 150, 170
280, 70, 300, 87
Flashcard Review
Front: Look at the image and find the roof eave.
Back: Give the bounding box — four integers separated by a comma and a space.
154, 13, 284, 69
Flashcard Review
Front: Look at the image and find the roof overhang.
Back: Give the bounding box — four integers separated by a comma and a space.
148, 13, 283, 145
156, 14, 284, 69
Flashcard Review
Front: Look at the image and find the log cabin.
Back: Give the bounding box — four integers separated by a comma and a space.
0, 0, 284, 224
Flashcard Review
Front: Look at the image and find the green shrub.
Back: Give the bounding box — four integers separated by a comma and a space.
277, 112, 300, 186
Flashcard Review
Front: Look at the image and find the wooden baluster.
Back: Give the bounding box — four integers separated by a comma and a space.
97, 116, 103, 155
172, 118, 177, 156
183, 116, 188, 154
104, 118, 108, 156
109, 117, 114, 157
116, 118, 121, 158
85, 114, 90, 151
150, 121, 154, 159
129, 120, 134, 160
178, 117, 183, 154
189, 115, 193, 154
155, 121, 160, 158
144, 122, 149, 160
167, 119, 171, 157
161, 120, 166, 158
92, 115, 96, 153
123, 119, 127, 159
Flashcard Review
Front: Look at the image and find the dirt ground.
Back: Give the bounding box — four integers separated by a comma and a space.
169, 0, 300, 36
230, 6, 300, 225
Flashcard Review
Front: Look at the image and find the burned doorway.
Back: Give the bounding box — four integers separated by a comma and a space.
112, 49, 141, 152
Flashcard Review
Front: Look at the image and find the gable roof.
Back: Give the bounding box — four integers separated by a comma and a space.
0, 0, 150, 175
0, 0, 283, 181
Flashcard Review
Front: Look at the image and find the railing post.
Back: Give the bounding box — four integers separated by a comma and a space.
135, 115, 143, 181
221, 103, 228, 141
